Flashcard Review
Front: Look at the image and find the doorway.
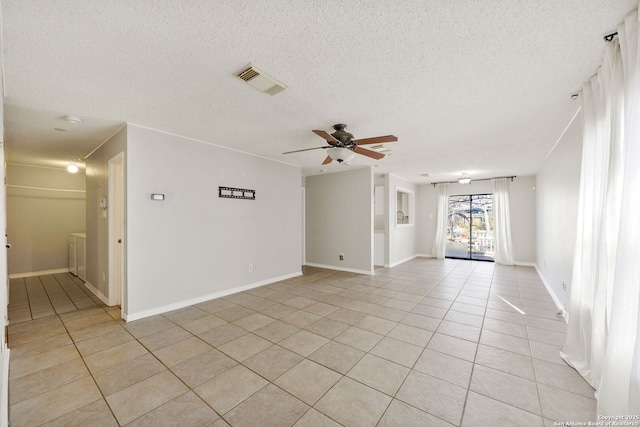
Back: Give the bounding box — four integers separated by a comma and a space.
108, 153, 124, 310
445, 194, 494, 261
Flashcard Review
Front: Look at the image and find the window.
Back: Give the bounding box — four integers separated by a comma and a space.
445, 194, 494, 261
396, 187, 414, 226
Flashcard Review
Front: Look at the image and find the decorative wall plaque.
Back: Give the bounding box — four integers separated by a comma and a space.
219, 186, 256, 200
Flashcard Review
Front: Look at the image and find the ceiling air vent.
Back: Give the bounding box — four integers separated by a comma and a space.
236, 65, 287, 96
370, 144, 391, 153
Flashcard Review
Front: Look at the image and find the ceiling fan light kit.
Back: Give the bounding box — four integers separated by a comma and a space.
327, 147, 355, 163
283, 123, 398, 165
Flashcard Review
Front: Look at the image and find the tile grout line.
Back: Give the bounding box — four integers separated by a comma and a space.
458, 262, 502, 427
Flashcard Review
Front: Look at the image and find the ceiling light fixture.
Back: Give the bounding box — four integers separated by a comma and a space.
327, 147, 355, 164
67, 165, 79, 173
458, 175, 472, 185
64, 115, 82, 124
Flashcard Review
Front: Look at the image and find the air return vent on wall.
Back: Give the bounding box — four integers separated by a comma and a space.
236, 65, 288, 95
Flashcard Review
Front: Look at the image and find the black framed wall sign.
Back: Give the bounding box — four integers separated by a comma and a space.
219, 186, 256, 200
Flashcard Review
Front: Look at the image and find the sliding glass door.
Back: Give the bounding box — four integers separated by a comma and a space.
445, 194, 494, 261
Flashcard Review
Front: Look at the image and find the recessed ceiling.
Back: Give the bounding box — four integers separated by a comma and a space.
2, 0, 635, 182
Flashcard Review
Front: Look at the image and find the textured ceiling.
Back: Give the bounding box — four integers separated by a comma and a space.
2, 0, 636, 182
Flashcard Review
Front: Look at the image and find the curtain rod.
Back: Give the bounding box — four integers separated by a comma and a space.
604, 32, 618, 42
431, 175, 516, 187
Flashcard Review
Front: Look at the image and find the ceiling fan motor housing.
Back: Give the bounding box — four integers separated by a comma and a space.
331, 124, 355, 148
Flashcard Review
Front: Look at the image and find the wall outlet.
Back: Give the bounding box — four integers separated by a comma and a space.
102, 272, 106, 282
339, 253, 344, 261
248, 264, 253, 272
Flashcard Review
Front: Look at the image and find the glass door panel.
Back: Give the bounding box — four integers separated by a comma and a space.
446, 195, 471, 259
445, 194, 494, 261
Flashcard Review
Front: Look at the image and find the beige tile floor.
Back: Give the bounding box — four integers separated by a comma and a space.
8, 273, 103, 322
7, 259, 597, 426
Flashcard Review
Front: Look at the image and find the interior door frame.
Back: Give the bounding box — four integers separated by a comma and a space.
0, 142, 9, 427
108, 152, 124, 310
301, 187, 306, 267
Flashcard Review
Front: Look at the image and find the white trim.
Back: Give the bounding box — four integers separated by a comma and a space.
123, 271, 303, 322
8, 268, 70, 279
83, 123, 127, 159
388, 254, 419, 268
127, 123, 302, 169
0, 346, 9, 427
304, 262, 374, 276
83, 281, 110, 306
535, 264, 569, 322
514, 261, 536, 267
6, 185, 86, 193
301, 187, 306, 267
395, 185, 415, 227
108, 152, 125, 307
416, 253, 434, 258
538, 107, 581, 172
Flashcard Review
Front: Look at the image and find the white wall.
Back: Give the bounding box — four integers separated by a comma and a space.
416, 184, 437, 256
386, 174, 417, 267
508, 176, 536, 264
415, 177, 536, 264
125, 124, 302, 319
86, 126, 127, 302
305, 168, 373, 274
7, 164, 86, 276
536, 111, 583, 312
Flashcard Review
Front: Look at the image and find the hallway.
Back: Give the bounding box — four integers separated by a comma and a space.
8, 273, 105, 323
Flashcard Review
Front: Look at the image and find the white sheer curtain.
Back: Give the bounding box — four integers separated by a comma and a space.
491, 178, 514, 265
598, 8, 640, 415
560, 4, 640, 415
431, 183, 449, 259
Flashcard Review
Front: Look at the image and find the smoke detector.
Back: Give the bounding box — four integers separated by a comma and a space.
236, 65, 287, 96
64, 115, 82, 124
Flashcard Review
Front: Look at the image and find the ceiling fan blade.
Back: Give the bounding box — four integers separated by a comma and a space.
282, 146, 330, 154
312, 130, 340, 144
322, 156, 333, 165
354, 146, 385, 160
353, 135, 398, 145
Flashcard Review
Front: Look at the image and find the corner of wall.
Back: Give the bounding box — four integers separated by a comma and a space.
534, 264, 569, 322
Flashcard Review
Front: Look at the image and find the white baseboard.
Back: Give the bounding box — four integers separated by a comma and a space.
83, 281, 111, 306
123, 271, 303, 322
304, 262, 374, 276
514, 261, 537, 267
387, 254, 419, 268
416, 253, 434, 258
535, 264, 569, 322
8, 268, 70, 279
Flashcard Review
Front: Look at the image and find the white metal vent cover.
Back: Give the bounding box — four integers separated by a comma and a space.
236, 65, 287, 95
370, 144, 391, 153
